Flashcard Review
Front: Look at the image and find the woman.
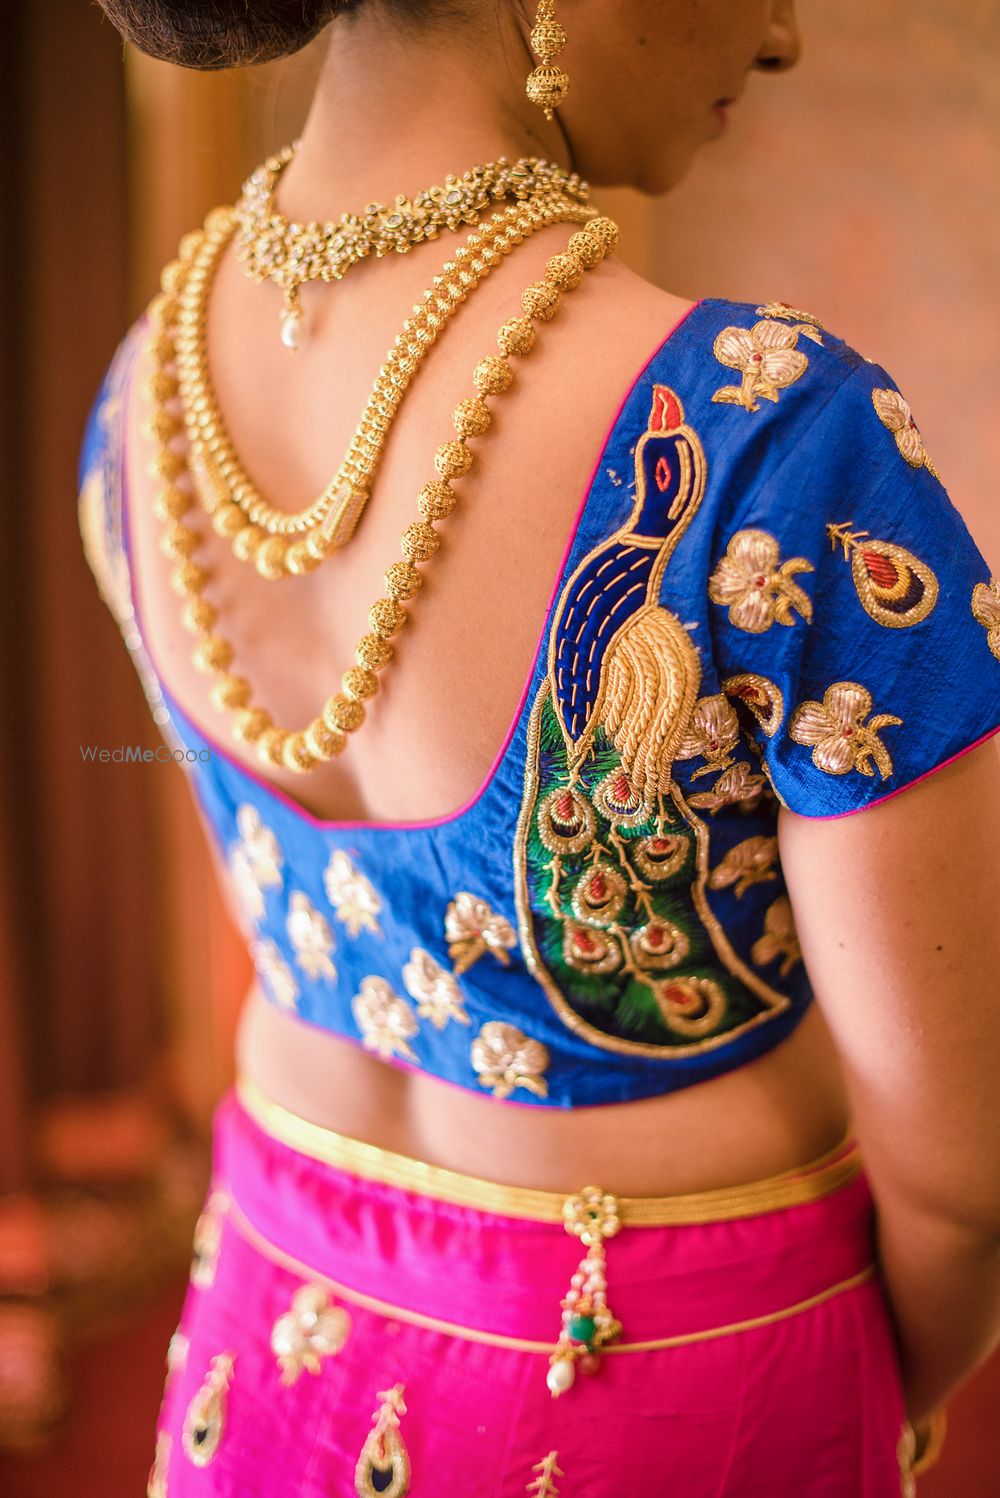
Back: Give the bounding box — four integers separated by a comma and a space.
79, 1, 1000, 1493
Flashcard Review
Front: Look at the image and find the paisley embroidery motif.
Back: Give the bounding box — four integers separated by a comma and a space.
712, 320, 815, 412
251, 937, 300, 1011
323, 850, 382, 937
445, 892, 517, 976
182, 1352, 235, 1468
721, 672, 785, 737
826, 521, 939, 628
286, 891, 337, 981
167, 1328, 190, 1378
402, 947, 470, 1029
355, 1384, 410, 1498
708, 836, 780, 898
972, 578, 1000, 662
515, 386, 791, 1057
686, 761, 768, 814
527, 1450, 565, 1496
755, 301, 825, 334
751, 896, 802, 977
228, 804, 283, 922
872, 388, 941, 480
146, 1431, 170, 1498
271, 1284, 350, 1385
471, 1021, 550, 1099
190, 1190, 227, 1289
788, 681, 902, 779
675, 693, 742, 778
351, 976, 419, 1062
708, 528, 814, 634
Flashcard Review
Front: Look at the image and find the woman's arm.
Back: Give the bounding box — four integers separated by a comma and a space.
777, 734, 1000, 1421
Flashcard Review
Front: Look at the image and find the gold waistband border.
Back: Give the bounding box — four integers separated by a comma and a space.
223, 1190, 874, 1356
234, 1074, 862, 1227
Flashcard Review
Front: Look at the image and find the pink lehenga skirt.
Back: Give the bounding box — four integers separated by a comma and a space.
148, 1080, 916, 1497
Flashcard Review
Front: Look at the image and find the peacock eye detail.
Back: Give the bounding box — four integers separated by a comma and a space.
181, 1352, 235, 1468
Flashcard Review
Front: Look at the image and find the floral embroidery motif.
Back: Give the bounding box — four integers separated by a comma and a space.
355, 1384, 410, 1498
826, 521, 939, 628
687, 760, 768, 814
751, 896, 802, 977
147, 1431, 170, 1498
182, 1352, 235, 1468
789, 681, 902, 779
323, 849, 382, 937
445, 891, 517, 976
721, 673, 785, 737
190, 1190, 227, 1289
527, 1450, 565, 1496
471, 1021, 550, 1100
228, 804, 283, 922
972, 578, 1000, 662
351, 976, 419, 1062
286, 891, 337, 981
708, 836, 780, 898
654, 976, 728, 1037
271, 1284, 350, 1385
676, 694, 742, 778
402, 947, 471, 1029
708, 528, 814, 633
250, 937, 300, 1011
755, 301, 825, 333
872, 388, 941, 480
712, 319, 816, 412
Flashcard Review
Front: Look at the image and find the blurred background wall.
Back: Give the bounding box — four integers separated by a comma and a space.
0, 0, 997, 1490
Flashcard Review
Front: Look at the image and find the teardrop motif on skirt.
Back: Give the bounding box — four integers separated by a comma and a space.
355, 1383, 410, 1497
181, 1351, 235, 1467
826, 521, 939, 628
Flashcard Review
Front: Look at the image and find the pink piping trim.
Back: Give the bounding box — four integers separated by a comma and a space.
805, 720, 1000, 820
124, 297, 704, 835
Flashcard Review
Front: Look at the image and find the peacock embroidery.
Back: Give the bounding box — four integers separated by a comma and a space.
514, 386, 794, 1057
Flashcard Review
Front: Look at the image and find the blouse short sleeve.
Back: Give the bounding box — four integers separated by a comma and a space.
706, 356, 1000, 818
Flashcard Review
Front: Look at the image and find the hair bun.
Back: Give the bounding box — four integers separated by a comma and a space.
98, 0, 356, 71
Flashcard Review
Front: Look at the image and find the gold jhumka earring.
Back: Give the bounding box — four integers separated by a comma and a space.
526, 1, 569, 121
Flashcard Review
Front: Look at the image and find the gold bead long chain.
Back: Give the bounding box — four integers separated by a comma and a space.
234, 144, 590, 345
143, 210, 619, 776
170, 195, 595, 579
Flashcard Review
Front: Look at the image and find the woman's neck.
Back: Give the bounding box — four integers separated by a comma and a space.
278, 7, 575, 219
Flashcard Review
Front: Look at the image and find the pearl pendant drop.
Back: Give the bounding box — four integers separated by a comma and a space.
280, 305, 304, 351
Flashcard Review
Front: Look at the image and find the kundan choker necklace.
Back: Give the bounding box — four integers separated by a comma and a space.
233, 145, 590, 349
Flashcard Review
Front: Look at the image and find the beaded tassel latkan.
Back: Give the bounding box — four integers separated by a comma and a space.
547, 1187, 623, 1395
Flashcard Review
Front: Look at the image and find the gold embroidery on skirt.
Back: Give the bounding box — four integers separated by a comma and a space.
972, 577, 1000, 662
355, 1384, 410, 1498
788, 680, 902, 779
190, 1191, 227, 1290
826, 521, 939, 629
271, 1283, 350, 1384
181, 1352, 235, 1467
527, 1450, 565, 1495
146, 1430, 170, 1498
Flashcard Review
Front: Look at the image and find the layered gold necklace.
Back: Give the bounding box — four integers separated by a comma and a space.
142, 153, 619, 776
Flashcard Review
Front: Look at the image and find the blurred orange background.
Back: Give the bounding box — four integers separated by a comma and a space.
0, 0, 997, 1490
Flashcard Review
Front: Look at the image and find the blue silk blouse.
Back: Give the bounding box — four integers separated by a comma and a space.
79, 296, 1000, 1108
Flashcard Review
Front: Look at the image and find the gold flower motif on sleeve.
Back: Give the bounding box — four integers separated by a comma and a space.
250, 938, 300, 1011
708, 836, 780, 898
755, 302, 825, 335
271, 1284, 350, 1385
323, 849, 382, 937
675, 694, 742, 779
788, 681, 902, 779
471, 1021, 549, 1100
445, 891, 518, 975
402, 947, 471, 1029
750, 895, 802, 977
872, 388, 941, 481
351, 976, 419, 1062
721, 673, 785, 736
686, 761, 768, 814
286, 891, 337, 981
972, 578, 1000, 662
708, 529, 814, 634
712, 320, 814, 413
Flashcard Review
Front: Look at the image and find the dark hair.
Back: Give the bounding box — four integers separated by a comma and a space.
96, 0, 362, 71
